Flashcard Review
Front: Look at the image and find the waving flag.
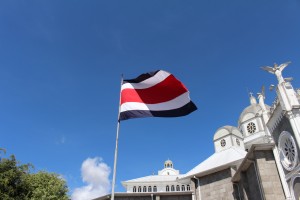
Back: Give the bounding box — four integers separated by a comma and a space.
119, 70, 197, 120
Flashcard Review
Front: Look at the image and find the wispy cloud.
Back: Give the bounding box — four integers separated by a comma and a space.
55, 135, 66, 145
71, 157, 111, 200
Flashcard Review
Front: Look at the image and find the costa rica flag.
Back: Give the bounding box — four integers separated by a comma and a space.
119, 70, 197, 121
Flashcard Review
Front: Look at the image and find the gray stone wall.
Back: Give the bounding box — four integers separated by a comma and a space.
160, 194, 192, 200
237, 150, 285, 200
254, 150, 285, 200
112, 194, 192, 200
195, 168, 235, 200
236, 174, 249, 200
239, 163, 263, 200
95, 193, 192, 200
114, 197, 152, 200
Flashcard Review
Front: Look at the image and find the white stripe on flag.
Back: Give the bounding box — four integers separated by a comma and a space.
121, 70, 170, 90
120, 92, 191, 112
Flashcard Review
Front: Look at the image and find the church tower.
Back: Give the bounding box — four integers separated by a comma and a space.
213, 125, 245, 152
158, 159, 179, 176
262, 62, 300, 200
238, 93, 271, 151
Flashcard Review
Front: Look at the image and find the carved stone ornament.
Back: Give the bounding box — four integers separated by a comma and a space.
278, 131, 298, 171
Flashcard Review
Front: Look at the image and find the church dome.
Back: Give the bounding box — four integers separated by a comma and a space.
164, 159, 173, 168
238, 104, 270, 126
213, 126, 243, 141
238, 94, 270, 126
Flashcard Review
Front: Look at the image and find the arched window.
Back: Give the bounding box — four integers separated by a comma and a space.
133, 186, 136, 192
181, 185, 185, 191
148, 186, 152, 192
143, 186, 147, 192
138, 186, 141, 192
166, 185, 170, 192
187, 185, 190, 191
171, 185, 175, 191
153, 186, 157, 192
176, 185, 180, 191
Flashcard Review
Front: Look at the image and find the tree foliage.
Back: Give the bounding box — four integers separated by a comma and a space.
25, 171, 68, 200
0, 155, 68, 200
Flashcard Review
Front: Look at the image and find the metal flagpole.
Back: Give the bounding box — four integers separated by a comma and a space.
111, 74, 123, 200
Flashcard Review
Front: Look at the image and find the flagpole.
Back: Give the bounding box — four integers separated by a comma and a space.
111, 74, 123, 200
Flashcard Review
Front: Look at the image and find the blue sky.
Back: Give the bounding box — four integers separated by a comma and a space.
1, 0, 300, 199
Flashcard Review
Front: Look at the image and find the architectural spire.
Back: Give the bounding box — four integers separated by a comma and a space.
249, 92, 257, 105
257, 86, 270, 123
257, 86, 267, 111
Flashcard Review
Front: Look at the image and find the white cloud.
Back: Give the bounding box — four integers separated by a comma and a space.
72, 157, 111, 200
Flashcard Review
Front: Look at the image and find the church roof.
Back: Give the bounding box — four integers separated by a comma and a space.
122, 174, 183, 184
182, 146, 247, 178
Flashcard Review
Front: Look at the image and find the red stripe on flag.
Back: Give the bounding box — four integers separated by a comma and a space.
121, 75, 188, 105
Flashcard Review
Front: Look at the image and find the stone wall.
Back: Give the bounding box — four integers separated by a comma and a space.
112, 194, 192, 200
237, 149, 285, 200
95, 193, 192, 200
239, 163, 263, 200
159, 194, 192, 200
254, 150, 285, 200
114, 197, 152, 200
195, 168, 235, 200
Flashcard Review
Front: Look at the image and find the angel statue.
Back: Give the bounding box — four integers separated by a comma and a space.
261, 61, 291, 84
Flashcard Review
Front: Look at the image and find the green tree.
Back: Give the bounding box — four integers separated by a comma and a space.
0, 155, 69, 200
25, 171, 69, 200
0, 155, 32, 200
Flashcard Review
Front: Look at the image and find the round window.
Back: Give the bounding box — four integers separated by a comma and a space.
247, 122, 256, 134
221, 139, 226, 147
278, 131, 298, 171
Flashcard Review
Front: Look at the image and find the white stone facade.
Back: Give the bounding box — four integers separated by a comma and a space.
122, 160, 191, 194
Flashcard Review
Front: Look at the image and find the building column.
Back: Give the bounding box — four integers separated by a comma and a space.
272, 145, 292, 199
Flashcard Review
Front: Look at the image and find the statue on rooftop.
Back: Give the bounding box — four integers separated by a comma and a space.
261, 61, 291, 84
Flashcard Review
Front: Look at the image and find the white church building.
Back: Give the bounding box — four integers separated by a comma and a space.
122, 159, 191, 193
95, 63, 300, 200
